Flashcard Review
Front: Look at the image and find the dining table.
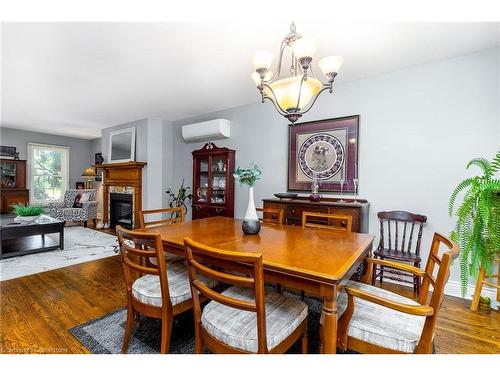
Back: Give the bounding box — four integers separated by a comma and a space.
138, 216, 374, 354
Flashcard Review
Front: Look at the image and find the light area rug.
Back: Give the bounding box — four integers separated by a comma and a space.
0, 227, 119, 281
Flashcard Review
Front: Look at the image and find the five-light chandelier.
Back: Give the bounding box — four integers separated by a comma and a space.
252, 22, 344, 125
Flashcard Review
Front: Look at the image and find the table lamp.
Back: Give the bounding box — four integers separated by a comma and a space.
81, 167, 97, 189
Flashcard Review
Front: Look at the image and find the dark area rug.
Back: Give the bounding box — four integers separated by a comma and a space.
70, 289, 327, 354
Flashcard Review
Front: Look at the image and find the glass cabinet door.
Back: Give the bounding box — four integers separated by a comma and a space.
210, 155, 227, 205
195, 157, 209, 204
1, 161, 17, 188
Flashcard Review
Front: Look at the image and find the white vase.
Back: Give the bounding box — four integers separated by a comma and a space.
244, 186, 259, 220
242, 186, 260, 234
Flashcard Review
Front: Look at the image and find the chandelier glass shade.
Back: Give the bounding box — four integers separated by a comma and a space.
252, 23, 343, 124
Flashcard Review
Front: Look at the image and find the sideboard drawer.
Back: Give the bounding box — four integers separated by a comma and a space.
287, 204, 328, 221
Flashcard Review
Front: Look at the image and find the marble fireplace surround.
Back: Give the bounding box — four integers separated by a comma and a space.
95, 161, 146, 229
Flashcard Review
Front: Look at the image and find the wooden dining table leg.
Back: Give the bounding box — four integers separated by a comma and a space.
321, 285, 338, 354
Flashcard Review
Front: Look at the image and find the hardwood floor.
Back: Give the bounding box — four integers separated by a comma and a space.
0, 255, 498, 354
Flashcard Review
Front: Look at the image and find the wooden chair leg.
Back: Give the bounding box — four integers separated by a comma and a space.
277, 283, 283, 295
160, 316, 173, 354
379, 259, 385, 285
121, 306, 135, 353
301, 329, 308, 354
83, 220, 88, 228
414, 261, 420, 297
194, 323, 204, 354
471, 267, 486, 311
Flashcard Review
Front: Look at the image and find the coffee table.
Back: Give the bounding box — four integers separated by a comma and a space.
0, 214, 65, 259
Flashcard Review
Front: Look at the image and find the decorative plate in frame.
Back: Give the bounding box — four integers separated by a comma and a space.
288, 115, 359, 193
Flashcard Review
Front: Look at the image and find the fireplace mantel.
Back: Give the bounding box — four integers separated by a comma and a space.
94, 161, 147, 229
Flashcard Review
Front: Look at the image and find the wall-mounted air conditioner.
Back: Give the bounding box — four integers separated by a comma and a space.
181, 119, 230, 143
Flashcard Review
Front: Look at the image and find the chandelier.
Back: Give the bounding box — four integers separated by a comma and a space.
251, 22, 344, 125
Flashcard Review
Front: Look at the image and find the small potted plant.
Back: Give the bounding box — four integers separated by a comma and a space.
234, 164, 262, 234
11, 203, 45, 223
165, 179, 193, 218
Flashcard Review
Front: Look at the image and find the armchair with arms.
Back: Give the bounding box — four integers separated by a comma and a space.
47, 189, 97, 227
335, 232, 459, 354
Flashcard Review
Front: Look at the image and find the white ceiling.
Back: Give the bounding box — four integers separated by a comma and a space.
1, 22, 499, 139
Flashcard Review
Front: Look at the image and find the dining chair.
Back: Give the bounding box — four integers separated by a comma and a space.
183, 237, 309, 354
138, 207, 184, 228
301, 211, 353, 232
372, 210, 427, 295
116, 226, 214, 354
299, 211, 353, 299
335, 232, 459, 354
256, 207, 284, 224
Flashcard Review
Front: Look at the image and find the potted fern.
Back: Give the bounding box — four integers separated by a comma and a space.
449, 151, 500, 296
11, 203, 45, 223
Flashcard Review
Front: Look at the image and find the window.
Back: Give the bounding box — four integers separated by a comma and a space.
28, 143, 70, 205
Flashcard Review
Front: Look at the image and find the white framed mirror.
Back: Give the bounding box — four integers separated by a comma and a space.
108, 127, 136, 163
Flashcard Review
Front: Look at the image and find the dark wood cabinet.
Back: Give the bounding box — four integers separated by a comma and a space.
192, 143, 235, 220
0, 159, 29, 213
262, 197, 370, 233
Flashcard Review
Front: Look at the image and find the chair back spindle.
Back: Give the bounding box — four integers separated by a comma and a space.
378, 211, 427, 255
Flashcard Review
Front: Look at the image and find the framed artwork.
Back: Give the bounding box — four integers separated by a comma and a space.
288, 115, 359, 193
75, 181, 85, 189
0, 146, 16, 159
94, 152, 104, 182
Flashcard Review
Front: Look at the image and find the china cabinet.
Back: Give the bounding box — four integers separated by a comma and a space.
192, 143, 235, 219
0, 159, 29, 213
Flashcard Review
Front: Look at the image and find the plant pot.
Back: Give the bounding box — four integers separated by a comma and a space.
14, 215, 40, 223
478, 296, 491, 314
242, 186, 261, 235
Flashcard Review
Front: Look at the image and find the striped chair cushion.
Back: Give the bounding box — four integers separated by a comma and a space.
131, 262, 215, 307
201, 286, 308, 353
336, 281, 426, 353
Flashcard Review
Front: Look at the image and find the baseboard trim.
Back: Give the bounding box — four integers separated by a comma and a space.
444, 280, 497, 301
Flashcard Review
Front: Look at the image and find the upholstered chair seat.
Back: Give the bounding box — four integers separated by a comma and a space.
201, 286, 308, 353
337, 281, 425, 353
132, 262, 217, 307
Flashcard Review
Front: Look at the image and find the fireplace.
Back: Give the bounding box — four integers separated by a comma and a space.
110, 193, 133, 229
96, 161, 146, 229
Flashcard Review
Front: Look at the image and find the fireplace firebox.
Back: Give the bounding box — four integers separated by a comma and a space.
110, 193, 133, 229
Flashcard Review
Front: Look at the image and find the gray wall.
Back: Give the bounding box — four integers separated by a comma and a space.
0, 126, 96, 189
101, 118, 174, 212
171, 47, 500, 293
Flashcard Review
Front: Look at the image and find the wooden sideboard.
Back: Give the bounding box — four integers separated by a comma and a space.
262, 197, 370, 233
1, 159, 29, 213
